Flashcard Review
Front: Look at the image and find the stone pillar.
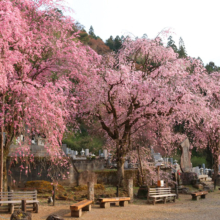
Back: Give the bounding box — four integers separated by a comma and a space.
87, 182, 94, 201
200, 168, 204, 175
124, 161, 128, 169
85, 149, 89, 157
103, 149, 108, 159
69, 164, 74, 184
170, 158, 173, 165
128, 178, 133, 203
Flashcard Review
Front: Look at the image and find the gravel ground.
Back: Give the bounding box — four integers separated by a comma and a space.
1, 191, 220, 220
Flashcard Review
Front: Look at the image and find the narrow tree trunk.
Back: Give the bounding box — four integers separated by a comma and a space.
137, 145, 144, 186
3, 156, 7, 191
0, 94, 4, 193
0, 127, 3, 193
117, 158, 125, 187
213, 144, 219, 190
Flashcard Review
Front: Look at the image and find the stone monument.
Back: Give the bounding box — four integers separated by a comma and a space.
180, 138, 192, 172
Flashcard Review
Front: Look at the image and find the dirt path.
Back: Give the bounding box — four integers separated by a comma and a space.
1, 191, 220, 220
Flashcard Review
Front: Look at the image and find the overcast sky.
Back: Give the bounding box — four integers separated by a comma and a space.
66, 0, 219, 66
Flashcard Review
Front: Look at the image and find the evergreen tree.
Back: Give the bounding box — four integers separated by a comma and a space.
121, 35, 125, 43
89, 25, 96, 39
167, 36, 178, 53
142, 33, 148, 39
105, 36, 115, 51
205, 61, 220, 74
114, 35, 122, 52
178, 37, 187, 58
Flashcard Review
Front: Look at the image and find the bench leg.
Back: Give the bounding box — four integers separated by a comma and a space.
201, 195, 206, 199
192, 195, 198, 201
153, 198, 156, 205
173, 196, 176, 202
82, 204, 91, 211
100, 202, 110, 208
35, 203, 39, 213
163, 197, 167, 204
10, 204, 14, 214
71, 209, 82, 217
119, 201, 128, 207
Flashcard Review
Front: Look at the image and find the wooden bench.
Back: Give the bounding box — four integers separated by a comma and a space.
191, 191, 208, 200
70, 199, 92, 217
147, 187, 176, 205
98, 197, 130, 208
0, 190, 39, 214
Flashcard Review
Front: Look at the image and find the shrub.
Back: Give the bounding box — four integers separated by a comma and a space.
25, 180, 65, 193
73, 184, 105, 191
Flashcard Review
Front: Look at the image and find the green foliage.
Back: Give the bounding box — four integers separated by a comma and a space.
178, 37, 187, 58
205, 61, 220, 74
62, 123, 104, 155
89, 25, 97, 39
142, 33, 148, 39
105, 35, 122, 52
167, 36, 178, 53
191, 156, 206, 167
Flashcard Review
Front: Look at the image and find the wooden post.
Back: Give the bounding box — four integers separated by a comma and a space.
22, 200, 26, 212
8, 190, 11, 212
175, 172, 179, 199
137, 145, 144, 186
53, 185, 55, 206
33, 190, 37, 212
87, 182, 94, 201
9, 190, 14, 214
128, 178, 133, 203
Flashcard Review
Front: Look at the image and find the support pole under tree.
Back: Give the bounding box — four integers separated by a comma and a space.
53, 185, 55, 206
137, 145, 144, 186
87, 182, 94, 201
175, 172, 179, 199
128, 178, 133, 203
22, 200, 26, 212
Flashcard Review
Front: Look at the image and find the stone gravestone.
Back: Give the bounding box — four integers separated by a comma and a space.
180, 138, 192, 173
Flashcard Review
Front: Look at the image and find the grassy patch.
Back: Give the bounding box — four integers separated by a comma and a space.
191, 156, 206, 167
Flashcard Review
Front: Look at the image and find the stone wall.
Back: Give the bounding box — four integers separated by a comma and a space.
7, 158, 52, 188
7, 157, 105, 187
95, 169, 139, 187
72, 158, 106, 171
7, 157, 140, 187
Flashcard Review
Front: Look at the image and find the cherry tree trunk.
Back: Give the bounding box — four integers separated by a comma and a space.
3, 156, 7, 191
117, 158, 125, 187
213, 143, 220, 190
